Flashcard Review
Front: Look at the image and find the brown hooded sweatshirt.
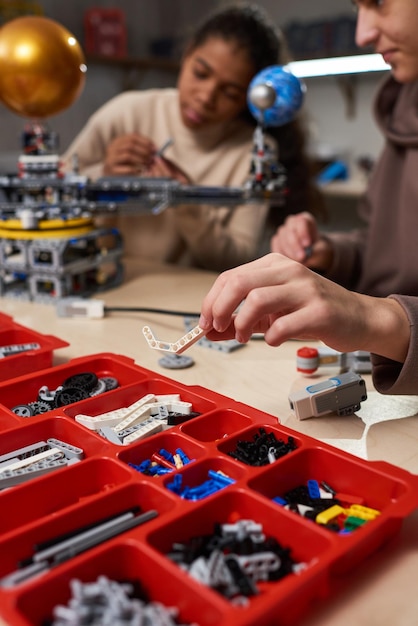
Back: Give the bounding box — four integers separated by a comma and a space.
323, 75, 418, 394
325, 75, 418, 298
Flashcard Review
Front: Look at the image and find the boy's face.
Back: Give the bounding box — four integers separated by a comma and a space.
353, 0, 418, 82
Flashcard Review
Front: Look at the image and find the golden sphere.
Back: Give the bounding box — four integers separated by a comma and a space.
0, 15, 87, 118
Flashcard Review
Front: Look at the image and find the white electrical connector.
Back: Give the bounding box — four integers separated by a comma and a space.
56, 297, 105, 319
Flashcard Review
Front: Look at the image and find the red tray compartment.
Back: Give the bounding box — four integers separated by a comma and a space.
0, 408, 20, 433
247, 445, 416, 573
0, 480, 171, 587
216, 422, 303, 465
0, 352, 148, 415
118, 428, 209, 473
145, 489, 335, 626
0, 414, 109, 461
180, 407, 278, 442
0, 312, 68, 381
0, 353, 231, 422
63, 376, 218, 423
0, 457, 133, 536
0, 350, 416, 626
15, 541, 225, 626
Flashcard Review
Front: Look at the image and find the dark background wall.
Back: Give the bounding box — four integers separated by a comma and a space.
0, 0, 383, 176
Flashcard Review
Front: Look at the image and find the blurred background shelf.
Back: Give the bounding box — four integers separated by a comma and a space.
321, 177, 367, 198
86, 53, 180, 74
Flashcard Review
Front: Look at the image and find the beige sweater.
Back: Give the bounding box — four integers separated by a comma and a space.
62, 88, 271, 270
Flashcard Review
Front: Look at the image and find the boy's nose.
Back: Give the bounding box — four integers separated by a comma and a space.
355, 7, 379, 49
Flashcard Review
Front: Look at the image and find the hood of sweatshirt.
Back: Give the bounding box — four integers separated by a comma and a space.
374, 74, 418, 147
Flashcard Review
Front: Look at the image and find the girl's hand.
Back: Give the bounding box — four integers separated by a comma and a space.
103, 133, 156, 175
144, 156, 190, 184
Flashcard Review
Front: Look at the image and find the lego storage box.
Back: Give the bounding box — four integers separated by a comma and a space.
0, 312, 68, 381
0, 348, 416, 626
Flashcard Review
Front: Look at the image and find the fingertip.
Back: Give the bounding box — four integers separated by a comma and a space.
212, 317, 231, 334
199, 314, 211, 330
212, 319, 223, 333
235, 332, 246, 344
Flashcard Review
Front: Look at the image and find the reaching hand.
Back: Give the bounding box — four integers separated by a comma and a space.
199, 253, 410, 363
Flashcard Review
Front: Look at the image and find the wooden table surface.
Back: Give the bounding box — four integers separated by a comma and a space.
0, 258, 417, 626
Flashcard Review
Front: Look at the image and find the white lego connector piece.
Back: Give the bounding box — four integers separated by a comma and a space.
168, 401, 192, 414
142, 324, 206, 354
122, 417, 163, 445
0, 447, 63, 474
56, 297, 105, 319
112, 397, 192, 433
184, 316, 244, 353
155, 394, 181, 402
111, 394, 157, 431
75, 408, 130, 431
75, 394, 158, 433
112, 404, 154, 433
0, 459, 69, 490
47, 438, 84, 460
0, 442, 49, 466
75, 393, 194, 444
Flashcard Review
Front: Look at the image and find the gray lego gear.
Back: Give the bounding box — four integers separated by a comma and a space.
158, 354, 195, 369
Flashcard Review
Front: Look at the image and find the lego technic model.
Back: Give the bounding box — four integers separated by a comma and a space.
0, 15, 305, 303
0, 128, 288, 303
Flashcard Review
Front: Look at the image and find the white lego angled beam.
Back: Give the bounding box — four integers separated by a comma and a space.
142, 324, 206, 354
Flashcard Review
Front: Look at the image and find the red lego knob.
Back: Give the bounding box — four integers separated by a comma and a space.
296, 346, 319, 374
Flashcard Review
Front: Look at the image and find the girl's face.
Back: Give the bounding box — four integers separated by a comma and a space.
353, 0, 418, 82
177, 36, 255, 130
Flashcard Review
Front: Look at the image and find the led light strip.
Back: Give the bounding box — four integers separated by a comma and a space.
287, 54, 390, 78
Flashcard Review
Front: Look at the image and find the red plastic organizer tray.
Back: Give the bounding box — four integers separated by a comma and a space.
0, 312, 68, 381
0, 351, 416, 626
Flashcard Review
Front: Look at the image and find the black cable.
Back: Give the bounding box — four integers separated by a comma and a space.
104, 306, 200, 317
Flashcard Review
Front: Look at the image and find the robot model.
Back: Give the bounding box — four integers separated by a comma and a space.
246, 65, 305, 191
0, 18, 305, 302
